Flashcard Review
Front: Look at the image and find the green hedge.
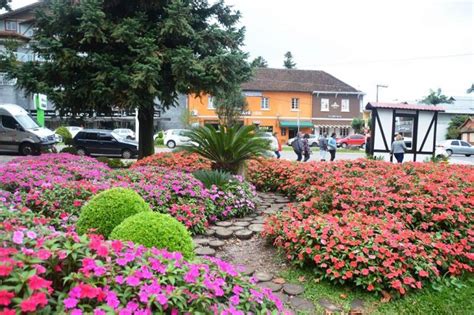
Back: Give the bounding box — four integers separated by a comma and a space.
76, 187, 151, 237
110, 211, 194, 260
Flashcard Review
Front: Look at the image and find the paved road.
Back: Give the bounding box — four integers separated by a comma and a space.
0, 148, 472, 165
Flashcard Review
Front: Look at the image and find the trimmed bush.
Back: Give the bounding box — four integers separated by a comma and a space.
110, 211, 194, 260
59, 146, 77, 154
55, 126, 73, 145
76, 187, 151, 237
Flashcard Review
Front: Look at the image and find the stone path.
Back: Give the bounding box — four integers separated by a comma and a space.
193, 191, 359, 314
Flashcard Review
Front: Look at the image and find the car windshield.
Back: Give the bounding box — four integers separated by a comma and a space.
16, 114, 39, 129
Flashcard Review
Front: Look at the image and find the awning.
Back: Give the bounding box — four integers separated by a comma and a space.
279, 120, 313, 128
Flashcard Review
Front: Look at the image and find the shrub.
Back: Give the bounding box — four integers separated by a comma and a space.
193, 169, 233, 189
55, 126, 73, 145
59, 146, 77, 154
183, 124, 270, 174
131, 151, 211, 172
96, 157, 130, 169
76, 187, 151, 237
249, 159, 474, 295
110, 211, 194, 259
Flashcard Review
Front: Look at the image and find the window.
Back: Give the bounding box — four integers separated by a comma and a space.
86, 133, 98, 140
451, 140, 460, 146
99, 135, 114, 141
461, 141, 471, 147
261, 97, 269, 110
340, 127, 349, 137
321, 98, 329, 112
5, 20, 17, 31
1, 115, 17, 129
341, 99, 350, 112
291, 98, 299, 110
208, 96, 215, 109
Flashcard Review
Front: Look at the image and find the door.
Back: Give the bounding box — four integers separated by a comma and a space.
449, 140, 460, 155
85, 132, 100, 154
98, 134, 120, 156
460, 141, 473, 155
0, 115, 20, 152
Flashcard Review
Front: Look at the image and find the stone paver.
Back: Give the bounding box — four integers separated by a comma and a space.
283, 283, 304, 296
234, 221, 250, 227
240, 266, 255, 276
208, 240, 225, 249
235, 229, 253, 240
257, 281, 283, 292
193, 238, 210, 246
215, 228, 233, 239
248, 223, 264, 233
215, 221, 233, 227
254, 271, 273, 282
288, 297, 315, 313
204, 229, 215, 237
319, 298, 342, 312
195, 247, 216, 257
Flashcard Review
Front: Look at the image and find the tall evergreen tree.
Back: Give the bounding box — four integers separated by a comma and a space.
283, 51, 296, 69
0, 0, 11, 10
6, 0, 251, 158
214, 87, 247, 127
420, 88, 453, 106
251, 56, 268, 68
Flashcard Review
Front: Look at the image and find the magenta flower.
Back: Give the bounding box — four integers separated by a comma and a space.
125, 276, 140, 286
12, 231, 24, 244
64, 297, 78, 309
26, 231, 37, 239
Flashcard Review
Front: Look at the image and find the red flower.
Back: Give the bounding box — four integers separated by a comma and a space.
28, 275, 52, 291
0, 309, 15, 315
418, 270, 429, 277
20, 292, 48, 312
0, 290, 14, 306
0, 264, 13, 277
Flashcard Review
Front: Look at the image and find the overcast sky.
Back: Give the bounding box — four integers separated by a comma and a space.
9, 0, 474, 103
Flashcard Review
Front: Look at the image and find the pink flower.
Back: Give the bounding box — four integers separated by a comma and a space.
28, 275, 52, 290
26, 231, 37, 239
156, 293, 168, 306
64, 298, 78, 309
0, 290, 14, 306
71, 309, 83, 315
94, 309, 106, 315
12, 231, 24, 244
106, 291, 119, 309
126, 276, 140, 287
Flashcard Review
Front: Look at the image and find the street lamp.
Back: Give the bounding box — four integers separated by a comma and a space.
376, 84, 388, 102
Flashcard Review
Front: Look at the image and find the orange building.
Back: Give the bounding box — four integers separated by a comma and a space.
187, 68, 363, 143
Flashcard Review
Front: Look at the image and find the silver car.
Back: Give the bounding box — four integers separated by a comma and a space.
437, 139, 474, 157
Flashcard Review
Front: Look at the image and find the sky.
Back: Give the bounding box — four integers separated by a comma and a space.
8, 0, 474, 103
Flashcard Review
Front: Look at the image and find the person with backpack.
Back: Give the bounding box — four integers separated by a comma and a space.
328, 133, 337, 161
291, 132, 303, 162
302, 134, 311, 162
319, 133, 328, 161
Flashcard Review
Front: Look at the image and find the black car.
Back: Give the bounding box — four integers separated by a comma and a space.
73, 129, 138, 159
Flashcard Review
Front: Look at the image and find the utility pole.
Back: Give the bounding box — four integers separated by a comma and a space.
376, 84, 388, 102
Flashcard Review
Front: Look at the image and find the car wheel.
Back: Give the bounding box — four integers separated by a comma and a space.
446, 149, 453, 157
122, 149, 132, 159
76, 148, 87, 156
167, 140, 176, 148
310, 142, 318, 147
19, 143, 35, 156
341, 143, 348, 148
466, 154, 471, 157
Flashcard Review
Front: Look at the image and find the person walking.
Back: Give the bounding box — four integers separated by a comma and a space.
272, 132, 281, 159
328, 133, 337, 161
291, 132, 303, 161
302, 134, 311, 162
391, 134, 407, 163
319, 133, 328, 161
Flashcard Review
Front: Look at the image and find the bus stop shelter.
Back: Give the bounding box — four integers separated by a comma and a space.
365, 102, 445, 162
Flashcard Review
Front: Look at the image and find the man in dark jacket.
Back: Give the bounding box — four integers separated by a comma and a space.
292, 132, 303, 161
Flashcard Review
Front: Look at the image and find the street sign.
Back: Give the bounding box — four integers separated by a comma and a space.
34, 94, 47, 127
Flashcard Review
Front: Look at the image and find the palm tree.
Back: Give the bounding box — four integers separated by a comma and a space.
183, 125, 270, 175
420, 88, 453, 105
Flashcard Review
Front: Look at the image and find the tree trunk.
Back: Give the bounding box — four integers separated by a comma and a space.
138, 105, 155, 159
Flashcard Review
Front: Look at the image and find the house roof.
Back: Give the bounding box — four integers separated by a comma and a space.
366, 102, 445, 112
0, 31, 31, 41
459, 117, 474, 133
241, 68, 361, 93
0, 1, 43, 20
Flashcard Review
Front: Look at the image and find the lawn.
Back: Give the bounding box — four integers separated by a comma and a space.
284, 268, 474, 314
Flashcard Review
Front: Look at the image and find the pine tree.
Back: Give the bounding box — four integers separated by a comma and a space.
283, 51, 296, 69
0, 0, 11, 10
251, 56, 268, 68
6, 0, 251, 158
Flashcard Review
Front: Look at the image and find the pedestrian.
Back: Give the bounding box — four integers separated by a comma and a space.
272, 132, 281, 159
328, 133, 337, 161
319, 133, 328, 161
391, 133, 407, 163
302, 134, 311, 162
291, 132, 303, 162
364, 128, 371, 155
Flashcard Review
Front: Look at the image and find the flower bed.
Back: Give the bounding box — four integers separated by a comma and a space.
0, 204, 283, 314
248, 159, 474, 295
0, 154, 257, 235
131, 152, 211, 172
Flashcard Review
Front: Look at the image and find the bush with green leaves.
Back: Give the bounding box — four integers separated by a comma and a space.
76, 187, 151, 237
55, 126, 73, 145
154, 130, 164, 145
193, 169, 233, 189
59, 146, 77, 154
110, 211, 194, 260
183, 124, 270, 174
96, 157, 130, 169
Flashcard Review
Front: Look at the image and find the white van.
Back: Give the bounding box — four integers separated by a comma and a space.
0, 104, 57, 155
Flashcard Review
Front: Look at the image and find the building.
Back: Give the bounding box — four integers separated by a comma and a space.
459, 117, 474, 144
188, 68, 363, 143
0, 1, 186, 131
435, 95, 474, 142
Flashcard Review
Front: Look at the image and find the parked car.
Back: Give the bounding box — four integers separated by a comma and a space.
337, 134, 366, 148
113, 128, 135, 140
0, 104, 57, 155
65, 126, 83, 138
436, 139, 474, 157
73, 129, 138, 158
163, 129, 191, 148
287, 134, 319, 147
